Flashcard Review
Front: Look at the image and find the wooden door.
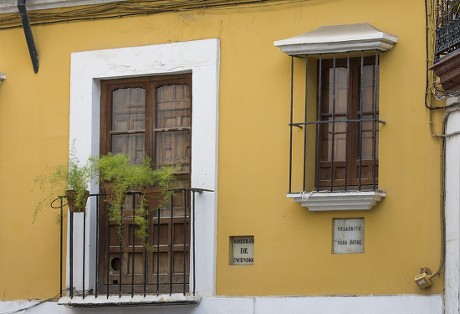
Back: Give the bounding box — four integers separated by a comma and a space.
98, 75, 192, 295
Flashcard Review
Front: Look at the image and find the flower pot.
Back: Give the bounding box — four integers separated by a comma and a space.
65, 189, 90, 213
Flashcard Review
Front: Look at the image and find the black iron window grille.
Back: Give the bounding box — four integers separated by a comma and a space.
57, 188, 211, 300
434, 0, 460, 59
288, 52, 384, 194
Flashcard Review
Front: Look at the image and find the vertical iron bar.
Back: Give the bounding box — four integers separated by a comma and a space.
315, 55, 323, 191
59, 197, 63, 298
119, 205, 122, 298
106, 199, 110, 299
372, 52, 380, 190
142, 204, 146, 297
358, 52, 364, 190
345, 54, 350, 191
289, 56, 294, 193
330, 54, 337, 192
143, 215, 147, 297
156, 207, 160, 294
95, 195, 99, 298
69, 212, 74, 299
192, 191, 196, 296
169, 193, 174, 295
82, 210, 86, 299
131, 194, 135, 298
303, 56, 309, 191
183, 190, 187, 295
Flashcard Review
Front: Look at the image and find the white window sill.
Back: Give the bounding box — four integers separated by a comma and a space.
287, 191, 386, 211
58, 294, 201, 307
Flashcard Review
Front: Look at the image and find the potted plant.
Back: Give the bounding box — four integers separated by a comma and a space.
65, 154, 92, 213
34, 147, 92, 220
91, 153, 175, 240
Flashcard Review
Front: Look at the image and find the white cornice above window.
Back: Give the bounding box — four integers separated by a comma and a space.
274, 23, 397, 56
287, 191, 386, 211
0, 0, 123, 13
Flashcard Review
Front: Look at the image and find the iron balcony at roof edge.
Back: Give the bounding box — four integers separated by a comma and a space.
435, 22, 460, 60
434, 0, 460, 60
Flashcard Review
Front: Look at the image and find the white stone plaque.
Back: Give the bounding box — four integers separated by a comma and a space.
333, 218, 364, 254
231, 236, 254, 265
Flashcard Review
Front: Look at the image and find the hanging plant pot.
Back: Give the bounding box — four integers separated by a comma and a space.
65, 189, 90, 213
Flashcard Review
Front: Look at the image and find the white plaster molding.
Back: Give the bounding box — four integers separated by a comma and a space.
0, 73, 5, 84
288, 191, 386, 211
0, 0, 123, 13
274, 23, 398, 56
444, 108, 460, 314
69, 39, 219, 300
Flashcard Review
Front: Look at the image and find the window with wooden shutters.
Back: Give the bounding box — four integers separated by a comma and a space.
284, 53, 386, 211
99, 74, 192, 294
276, 24, 394, 210
317, 57, 378, 191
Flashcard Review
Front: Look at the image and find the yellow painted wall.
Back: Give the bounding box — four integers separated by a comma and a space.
0, 0, 441, 300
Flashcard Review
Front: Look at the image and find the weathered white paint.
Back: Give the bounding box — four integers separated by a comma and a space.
0, 0, 123, 13
0, 295, 443, 313
58, 294, 200, 306
69, 39, 219, 300
444, 98, 460, 314
274, 23, 398, 56
287, 191, 386, 211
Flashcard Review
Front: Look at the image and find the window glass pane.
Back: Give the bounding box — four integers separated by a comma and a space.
156, 84, 191, 129
362, 65, 375, 112
155, 84, 191, 172
320, 120, 346, 161
322, 67, 348, 115
112, 134, 145, 164
360, 116, 378, 160
111, 87, 146, 164
155, 131, 191, 172
112, 88, 146, 132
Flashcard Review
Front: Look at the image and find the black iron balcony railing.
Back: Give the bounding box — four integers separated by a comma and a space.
56, 188, 211, 300
435, 0, 460, 59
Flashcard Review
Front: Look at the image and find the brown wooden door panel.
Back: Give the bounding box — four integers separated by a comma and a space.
318, 159, 378, 190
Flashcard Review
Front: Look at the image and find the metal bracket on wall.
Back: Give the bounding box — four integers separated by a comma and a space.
17, 0, 39, 74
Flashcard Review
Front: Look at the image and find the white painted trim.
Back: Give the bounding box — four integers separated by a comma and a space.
0, 0, 123, 13
444, 108, 460, 314
0, 295, 443, 313
69, 39, 219, 299
274, 23, 397, 56
288, 191, 386, 211
58, 294, 200, 306
0, 72, 5, 84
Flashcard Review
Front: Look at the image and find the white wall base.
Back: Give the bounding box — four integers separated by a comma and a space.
0, 295, 443, 314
